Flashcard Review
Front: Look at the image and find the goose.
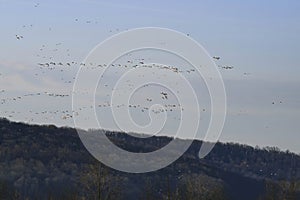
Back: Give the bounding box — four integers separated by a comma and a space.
16, 35, 23, 40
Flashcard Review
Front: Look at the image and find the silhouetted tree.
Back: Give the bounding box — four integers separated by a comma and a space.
81, 162, 122, 200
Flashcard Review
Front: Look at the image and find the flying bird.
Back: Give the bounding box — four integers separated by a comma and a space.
222, 65, 234, 69
161, 92, 168, 99
15, 35, 23, 40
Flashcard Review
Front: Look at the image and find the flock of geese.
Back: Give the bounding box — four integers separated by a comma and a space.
0, 55, 228, 123
1, 3, 257, 125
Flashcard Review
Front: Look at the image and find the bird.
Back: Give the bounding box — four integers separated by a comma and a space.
213, 56, 220, 60
15, 35, 23, 40
223, 66, 233, 69
161, 92, 168, 99
219, 65, 233, 70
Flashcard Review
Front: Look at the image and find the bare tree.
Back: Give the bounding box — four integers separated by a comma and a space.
182, 174, 227, 200
81, 162, 122, 200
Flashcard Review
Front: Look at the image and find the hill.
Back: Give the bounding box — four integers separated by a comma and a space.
0, 118, 299, 199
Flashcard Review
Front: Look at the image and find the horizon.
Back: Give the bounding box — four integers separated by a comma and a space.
2, 117, 298, 155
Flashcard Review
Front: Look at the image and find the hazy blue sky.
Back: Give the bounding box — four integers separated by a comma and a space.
0, 0, 300, 153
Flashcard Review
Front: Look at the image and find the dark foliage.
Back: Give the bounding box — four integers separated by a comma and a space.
0, 118, 299, 199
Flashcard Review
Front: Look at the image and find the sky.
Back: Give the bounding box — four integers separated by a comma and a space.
0, 0, 300, 153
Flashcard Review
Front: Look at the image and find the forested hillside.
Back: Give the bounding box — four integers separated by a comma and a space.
0, 118, 299, 200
